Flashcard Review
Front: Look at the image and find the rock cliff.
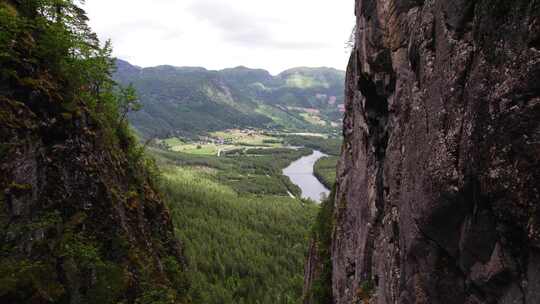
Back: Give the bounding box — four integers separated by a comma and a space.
1, 98, 189, 304
0, 1, 189, 303
305, 1, 540, 303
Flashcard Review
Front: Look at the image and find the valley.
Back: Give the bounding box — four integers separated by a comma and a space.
151, 128, 339, 199
148, 129, 341, 303
3, 1, 537, 304
113, 59, 345, 301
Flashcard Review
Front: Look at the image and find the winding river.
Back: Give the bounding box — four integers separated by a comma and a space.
283, 150, 330, 203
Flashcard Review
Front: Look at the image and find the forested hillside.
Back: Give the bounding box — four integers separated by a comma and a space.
150, 144, 321, 303
114, 60, 345, 138
0, 1, 188, 303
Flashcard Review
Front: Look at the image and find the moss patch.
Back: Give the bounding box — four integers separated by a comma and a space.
0, 259, 65, 302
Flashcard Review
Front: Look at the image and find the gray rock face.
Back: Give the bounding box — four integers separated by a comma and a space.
303, 240, 322, 303
307, 0, 540, 303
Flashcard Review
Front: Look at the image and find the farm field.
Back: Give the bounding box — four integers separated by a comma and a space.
157, 129, 334, 156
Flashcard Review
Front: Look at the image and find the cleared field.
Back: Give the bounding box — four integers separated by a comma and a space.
300, 113, 327, 126
160, 129, 290, 156
169, 144, 231, 155
210, 129, 280, 146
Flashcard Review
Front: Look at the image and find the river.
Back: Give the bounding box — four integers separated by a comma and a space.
283, 150, 330, 203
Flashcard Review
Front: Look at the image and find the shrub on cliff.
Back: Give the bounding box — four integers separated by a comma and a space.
0, 1, 189, 303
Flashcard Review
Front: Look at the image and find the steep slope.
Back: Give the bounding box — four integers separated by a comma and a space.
0, 1, 188, 303
115, 61, 272, 138
114, 60, 346, 138
305, 1, 540, 303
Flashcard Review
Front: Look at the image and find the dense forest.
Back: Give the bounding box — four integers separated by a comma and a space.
153, 146, 320, 303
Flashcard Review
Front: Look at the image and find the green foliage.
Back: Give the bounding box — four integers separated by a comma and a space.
136, 286, 178, 304
56, 231, 130, 304
118, 83, 142, 122
305, 189, 336, 304
314, 156, 338, 189
0, 0, 142, 140
255, 104, 321, 132
163, 256, 191, 294
357, 280, 375, 303
0, 220, 129, 304
151, 146, 310, 197
157, 155, 318, 303
87, 262, 128, 304
0, 258, 65, 302
58, 231, 101, 267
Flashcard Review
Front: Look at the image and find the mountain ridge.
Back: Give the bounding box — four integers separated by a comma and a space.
116, 59, 345, 76
114, 59, 346, 138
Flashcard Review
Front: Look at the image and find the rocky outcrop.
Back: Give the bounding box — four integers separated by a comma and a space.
306, 0, 540, 303
0, 1, 189, 303
0, 98, 189, 303
303, 240, 322, 303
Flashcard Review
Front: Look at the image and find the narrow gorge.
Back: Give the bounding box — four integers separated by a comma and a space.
304, 0, 540, 303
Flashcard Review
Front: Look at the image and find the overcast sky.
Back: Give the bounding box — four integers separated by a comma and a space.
83, 0, 355, 74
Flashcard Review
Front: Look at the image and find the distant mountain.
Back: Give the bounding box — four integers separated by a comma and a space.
114, 59, 345, 138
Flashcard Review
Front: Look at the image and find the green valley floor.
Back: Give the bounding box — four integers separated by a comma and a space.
150, 131, 340, 303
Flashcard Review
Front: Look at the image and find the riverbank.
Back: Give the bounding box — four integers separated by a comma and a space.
151, 146, 311, 197
282, 150, 331, 203
313, 156, 339, 190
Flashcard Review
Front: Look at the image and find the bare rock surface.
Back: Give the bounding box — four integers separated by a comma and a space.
306, 1, 540, 303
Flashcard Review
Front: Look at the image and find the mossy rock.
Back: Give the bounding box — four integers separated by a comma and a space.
8, 182, 32, 195
86, 262, 129, 304
0, 2, 18, 17
0, 258, 65, 302
61, 112, 73, 121
0, 143, 9, 159
0, 97, 36, 129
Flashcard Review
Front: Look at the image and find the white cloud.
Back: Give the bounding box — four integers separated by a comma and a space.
83, 0, 355, 74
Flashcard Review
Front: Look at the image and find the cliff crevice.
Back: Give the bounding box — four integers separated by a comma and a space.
304, 1, 540, 303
